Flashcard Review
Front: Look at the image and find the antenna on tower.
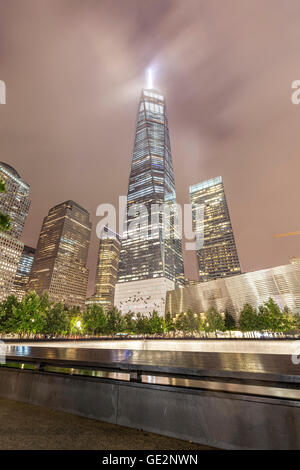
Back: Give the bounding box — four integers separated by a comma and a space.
147, 68, 153, 89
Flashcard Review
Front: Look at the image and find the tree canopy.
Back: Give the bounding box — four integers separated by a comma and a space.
0, 292, 297, 338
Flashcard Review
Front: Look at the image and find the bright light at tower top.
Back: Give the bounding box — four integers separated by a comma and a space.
147, 68, 153, 89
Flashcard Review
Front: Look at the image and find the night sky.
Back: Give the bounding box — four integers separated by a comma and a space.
0, 0, 299, 295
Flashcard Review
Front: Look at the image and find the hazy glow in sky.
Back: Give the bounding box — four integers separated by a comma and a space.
147, 68, 153, 89
0, 0, 299, 293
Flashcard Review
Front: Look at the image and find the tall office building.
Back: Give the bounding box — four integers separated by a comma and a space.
87, 226, 121, 311
29, 200, 91, 308
0, 163, 31, 301
115, 87, 184, 316
12, 245, 35, 300
189, 176, 241, 282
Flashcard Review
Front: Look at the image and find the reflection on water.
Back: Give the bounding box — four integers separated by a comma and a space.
44, 365, 129, 381
141, 375, 300, 400
5, 339, 299, 355
2, 357, 299, 400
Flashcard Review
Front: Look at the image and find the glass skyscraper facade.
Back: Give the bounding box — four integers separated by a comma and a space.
12, 245, 35, 300
29, 200, 91, 308
115, 88, 184, 316
0, 162, 31, 239
190, 176, 241, 282
87, 226, 121, 312
118, 88, 184, 284
0, 163, 31, 301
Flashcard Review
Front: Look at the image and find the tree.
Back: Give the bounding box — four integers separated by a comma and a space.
197, 315, 206, 336
106, 307, 125, 335
239, 303, 258, 335
280, 306, 296, 335
148, 310, 164, 335
175, 312, 190, 336
45, 302, 68, 336
0, 295, 20, 333
262, 298, 292, 334
0, 178, 10, 232
224, 310, 236, 331
290, 311, 300, 332
204, 306, 225, 337
124, 311, 135, 333
83, 304, 107, 336
186, 309, 198, 335
65, 305, 83, 335
164, 312, 175, 336
68, 314, 83, 335
7, 291, 48, 336
134, 313, 149, 335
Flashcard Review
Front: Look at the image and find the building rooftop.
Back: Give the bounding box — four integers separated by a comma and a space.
51, 200, 90, 216
0, 162, 21, 179
190, 176, 222, 193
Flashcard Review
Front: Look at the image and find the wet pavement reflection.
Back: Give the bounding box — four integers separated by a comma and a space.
4, 344, 300, 382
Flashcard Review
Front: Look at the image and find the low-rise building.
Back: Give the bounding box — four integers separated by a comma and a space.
166, 260, 300, 320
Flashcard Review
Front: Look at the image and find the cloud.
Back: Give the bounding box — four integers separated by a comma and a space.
0, 0, 299, 288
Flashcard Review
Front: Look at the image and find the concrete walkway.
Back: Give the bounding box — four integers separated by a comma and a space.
0, 398, 212, 450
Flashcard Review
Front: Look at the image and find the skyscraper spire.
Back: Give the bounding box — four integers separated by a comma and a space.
147, 68, 153, 89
